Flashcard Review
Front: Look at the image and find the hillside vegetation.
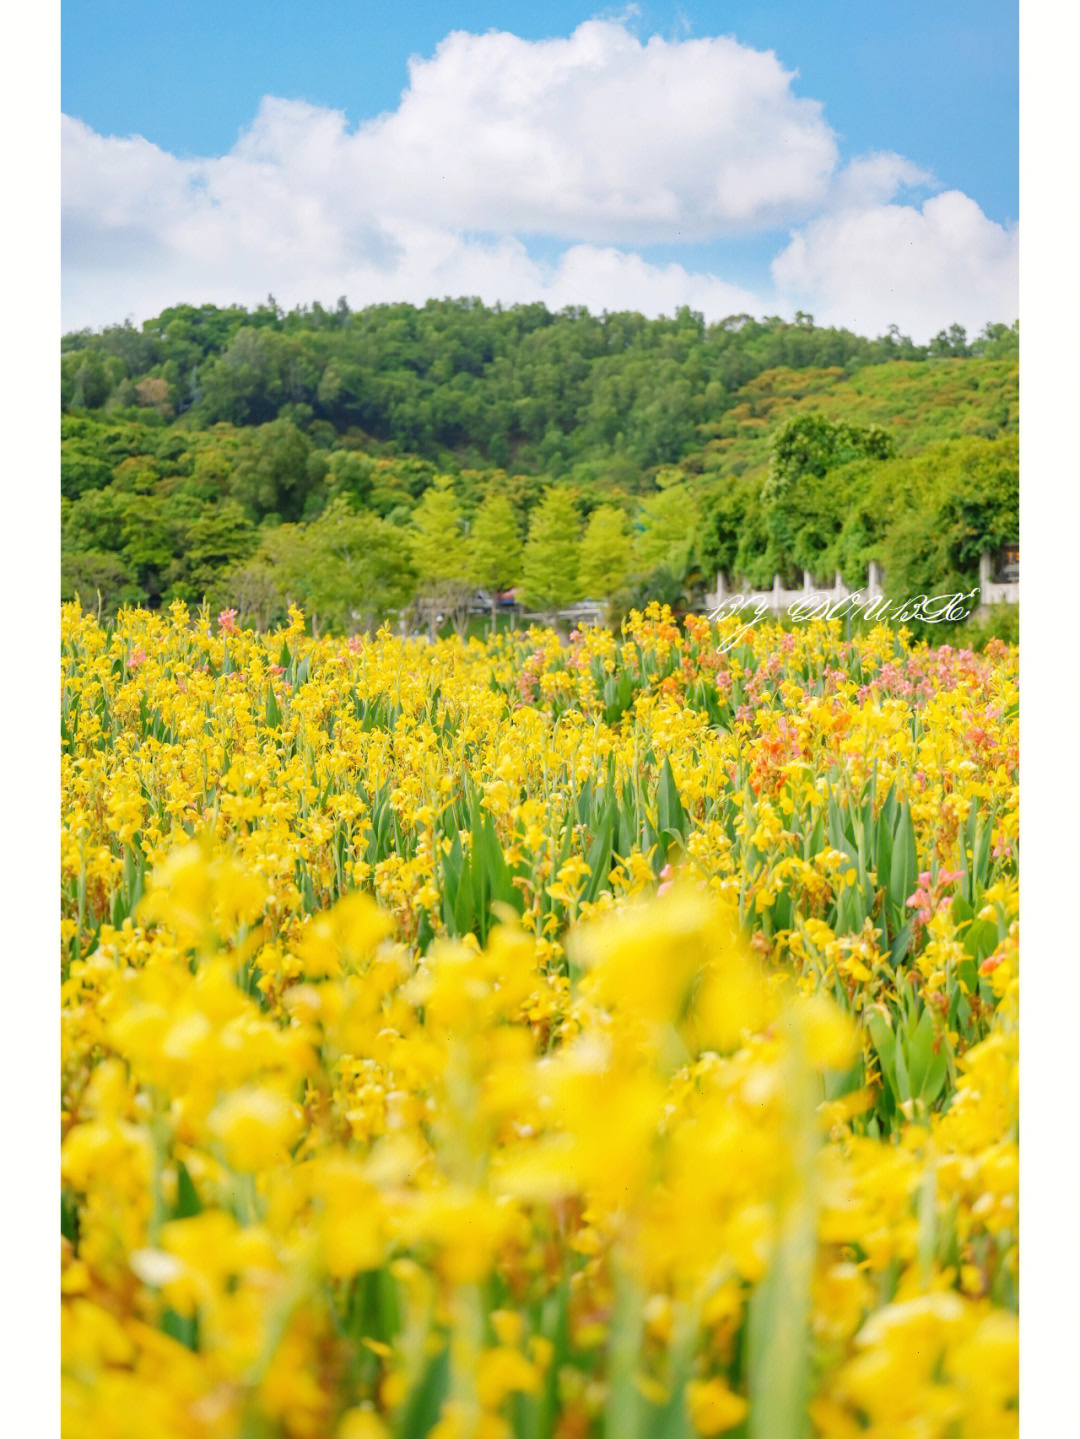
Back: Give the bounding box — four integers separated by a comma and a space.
61, 301, 1018, 626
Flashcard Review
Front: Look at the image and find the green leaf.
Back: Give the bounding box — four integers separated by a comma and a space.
828, 791, 852, 851
889, 921, 913, 967
876, 822, 893, 902
656, 755, 688, 842
160, 1308, 199, 1352
879, 781, 898, 840
951, 895, 975, 925
964, 797, 979, 859
893, 1028, 912, 1104
440, 831, 464, 933
904, 1009, 935, 1099
265, 685, 282, 730
803, 813, 825, 863
396, 1340, 450, 1439
479, 811, 522, 915
173, 1161, 202, 1220
888, 801, 917, 924
963, 918, 998, 962
922, 1042, 949, 1109
453, 857, 475, 937
616, 796, 637, 862
61, 1190, 79, 1245
867, 1010, 897, 1088
581, 795, 617, 906
973, 814, 995, 893
771, 885, 794, 933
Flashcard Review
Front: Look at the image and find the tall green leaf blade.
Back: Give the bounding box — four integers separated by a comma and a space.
888, 801, 917, 923
657, 755, 688, 842
265, 685, 282, 730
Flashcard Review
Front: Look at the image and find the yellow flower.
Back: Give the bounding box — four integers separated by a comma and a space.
207, 1084, 304, 1171
338, 1407, 391, 1439
685, 1377, 749, 1434
475, 1346, 541, 1409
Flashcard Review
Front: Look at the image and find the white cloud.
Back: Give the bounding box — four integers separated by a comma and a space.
60, 19, 1016, 339
771, 190, 1019, 341
541, 245, 761, 317
351, 22, 837, 241
830, 152, 933, 209
61, 112, 764, 329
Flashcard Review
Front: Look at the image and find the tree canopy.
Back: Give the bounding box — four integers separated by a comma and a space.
60, 299, 1018, 630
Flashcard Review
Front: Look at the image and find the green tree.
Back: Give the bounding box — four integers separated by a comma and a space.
166, 501, 259, 603
214, 551, 286, 632
409, 476, 471, 638
68, 353, 110, 410
228, 418, 312, 522
520, 487, 581, 620
764, 415, 895, 504
257, 523, 313, 615
61, 550, 140, 612
929, 324, 970, 358
577, 504, 632, 607
762, 414, 897, 582
310, 502, 417, 634
634, 472, 699, 580
62, 486, 131, 556
61, 449, 114, 501
878, 436, 1018, 613
197, 325, 288, 425
468, 492, 523, 633
695, 476, 756, 587
260, 503, 417, 635
325, 450, 376, 509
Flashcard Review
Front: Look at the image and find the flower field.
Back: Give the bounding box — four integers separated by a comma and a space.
60, 599, 1019, 1438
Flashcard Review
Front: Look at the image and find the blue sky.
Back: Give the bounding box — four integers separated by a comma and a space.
61, 2, 1018, 338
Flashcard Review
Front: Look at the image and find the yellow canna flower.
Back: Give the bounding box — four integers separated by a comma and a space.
207, 1084, 304, 1171
685, 1377, 749, 1434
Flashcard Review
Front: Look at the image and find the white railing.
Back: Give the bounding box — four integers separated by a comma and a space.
702, 555, 1017, 617
702, 563, 886, 615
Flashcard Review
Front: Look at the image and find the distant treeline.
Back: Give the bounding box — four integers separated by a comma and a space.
61, 300, 1018, 630
62, 299, 1017, 474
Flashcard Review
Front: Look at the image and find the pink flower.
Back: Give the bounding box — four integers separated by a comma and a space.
127, 648, 146, 670
906, 868, 963, 941
218, 608, 238, 634
348, 635, 364, 653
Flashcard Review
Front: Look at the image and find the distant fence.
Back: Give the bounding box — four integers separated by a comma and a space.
701, 553, 1018, 618
518, 600, 608, 628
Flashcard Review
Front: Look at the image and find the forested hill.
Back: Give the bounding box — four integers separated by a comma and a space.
61, 300, 1018, 626
63, 299, 1017, 475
